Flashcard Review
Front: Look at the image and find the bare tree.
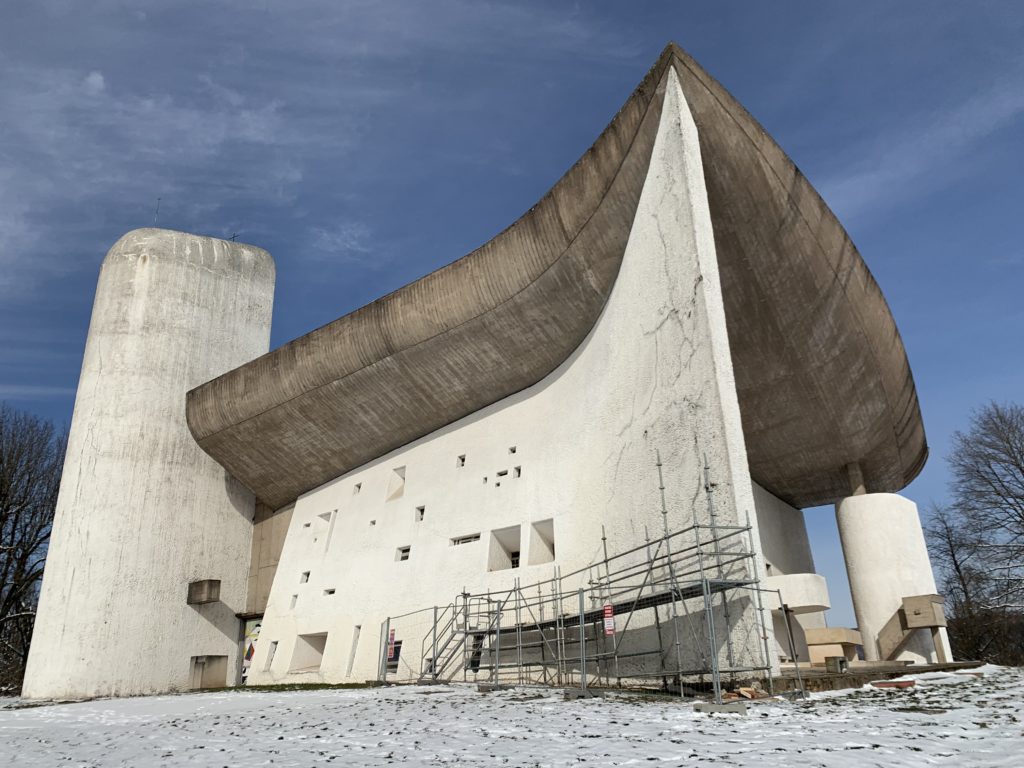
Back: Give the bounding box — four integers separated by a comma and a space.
926, 402, 1024, 664
0, 403, 66, 693
949, 402, 1024, 611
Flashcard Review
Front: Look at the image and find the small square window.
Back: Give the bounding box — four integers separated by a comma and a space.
299, 571, 310, 584
396, 546, 411, 562
416, 506, 426, 522
369, 519, 376, 526
509, 446, 517, 454
302, 522, 311, 528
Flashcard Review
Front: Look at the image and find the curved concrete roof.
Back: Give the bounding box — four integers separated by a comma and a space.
186, 44, 926, 511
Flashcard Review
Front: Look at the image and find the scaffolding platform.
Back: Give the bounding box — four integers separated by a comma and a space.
377, 453, 781, 708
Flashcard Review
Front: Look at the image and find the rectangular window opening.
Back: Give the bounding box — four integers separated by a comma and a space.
264, 640, 279, 672
289, 632, 328, 673
451, 533, 481, 546
290, 594, 298, 609
323, 510, 338, 551
528, 519, 556, 565
300, 571, 310, 584
346, 625, 361, 677
513, 466, 521, 478
456, 454, 466, 468
488, 525, 522, 572
323, 588, 336, 596
386, 466, 406, 501
415, 506, 426, 522
396, 546, 411, 562
508, 446, 517, 454
354, 483, 362, 494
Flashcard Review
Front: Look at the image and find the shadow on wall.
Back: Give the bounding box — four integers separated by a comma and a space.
192, 599, 243, 646
224, 470, 257, 520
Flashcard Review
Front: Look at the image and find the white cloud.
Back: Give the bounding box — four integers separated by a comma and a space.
310, 222, 374, 264
83, 70, 105, 94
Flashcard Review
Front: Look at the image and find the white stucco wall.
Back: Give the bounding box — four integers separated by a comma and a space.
751, 482, 827, 662
752, 484, 816, 578
23, 229, 275, 699
248, 70, 773, 686
836, 493, 952, 663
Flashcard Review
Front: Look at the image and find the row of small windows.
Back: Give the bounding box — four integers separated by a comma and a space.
289, 520, 554, 614
348, 447, 520, 501
392, 520, 554, 571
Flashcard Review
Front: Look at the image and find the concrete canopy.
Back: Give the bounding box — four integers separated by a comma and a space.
186, 44, 926, 511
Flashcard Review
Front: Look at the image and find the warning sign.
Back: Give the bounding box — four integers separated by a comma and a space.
603, 604, 615, 636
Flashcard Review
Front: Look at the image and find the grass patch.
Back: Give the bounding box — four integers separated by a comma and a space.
204, 681, 382, 693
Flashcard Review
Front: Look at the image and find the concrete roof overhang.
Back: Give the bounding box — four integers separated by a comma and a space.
186, 44, 927, 511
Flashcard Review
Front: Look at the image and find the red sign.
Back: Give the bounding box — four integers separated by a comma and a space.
387, 629, 396, 660
603, 604, 615, 636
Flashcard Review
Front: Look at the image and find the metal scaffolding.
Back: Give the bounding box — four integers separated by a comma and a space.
377, 457, 779, 702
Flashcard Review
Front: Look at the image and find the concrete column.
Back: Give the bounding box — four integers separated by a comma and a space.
835, 493, 952, 663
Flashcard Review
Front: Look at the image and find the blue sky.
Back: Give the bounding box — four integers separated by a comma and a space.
2, 1, 1022, 628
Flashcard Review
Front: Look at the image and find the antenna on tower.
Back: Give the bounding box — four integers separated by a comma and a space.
153, 197, 161, 225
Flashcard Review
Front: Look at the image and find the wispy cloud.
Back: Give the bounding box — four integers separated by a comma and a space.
309, 222, 376, 265
819, 67, 1024, 220
0, 0, 633, 304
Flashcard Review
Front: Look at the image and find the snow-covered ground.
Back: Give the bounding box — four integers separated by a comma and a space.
1, 667, 1020, 767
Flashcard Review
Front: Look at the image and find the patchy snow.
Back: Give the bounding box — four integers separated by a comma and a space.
1, 666, 1021, 766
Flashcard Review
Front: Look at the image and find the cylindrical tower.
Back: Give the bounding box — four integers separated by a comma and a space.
836, 493, 952, 663
23, 228, 275, 699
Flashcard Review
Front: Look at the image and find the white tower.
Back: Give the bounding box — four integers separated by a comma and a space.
24, 228, 275, 699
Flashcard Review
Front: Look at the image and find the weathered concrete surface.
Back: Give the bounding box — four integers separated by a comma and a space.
187, 43, 926, 511
23, 229, 275, 699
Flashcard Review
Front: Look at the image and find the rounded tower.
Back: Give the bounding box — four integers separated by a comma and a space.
24, 228, 275, 699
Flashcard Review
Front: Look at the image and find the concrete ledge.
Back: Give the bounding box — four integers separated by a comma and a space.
763, 573, 831, 613
806, 627, 862, 646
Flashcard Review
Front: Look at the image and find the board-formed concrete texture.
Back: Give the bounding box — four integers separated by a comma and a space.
23, 229, 275, 699
186, 44, 927, 513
